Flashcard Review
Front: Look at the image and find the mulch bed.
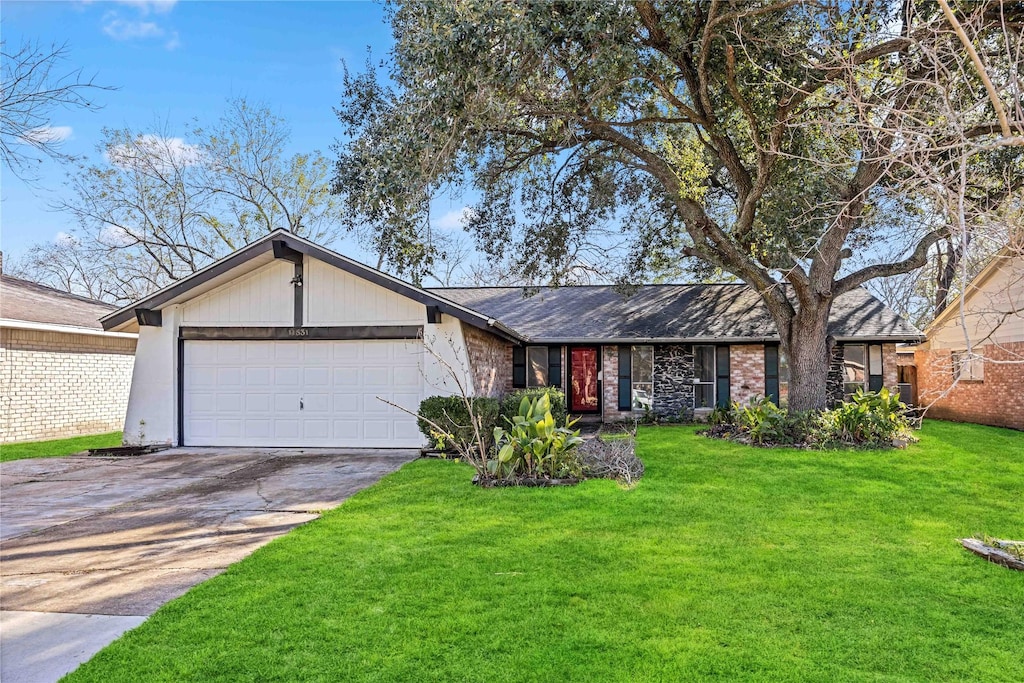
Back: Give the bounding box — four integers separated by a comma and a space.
472, 475, 581, 488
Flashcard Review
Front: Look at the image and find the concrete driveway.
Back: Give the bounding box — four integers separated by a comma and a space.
0, 447, 417, 682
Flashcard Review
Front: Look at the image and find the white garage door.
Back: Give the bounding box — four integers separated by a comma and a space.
183, 340, 424, 447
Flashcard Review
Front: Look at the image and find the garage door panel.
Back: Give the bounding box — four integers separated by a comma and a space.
246, 367, 271, 386
244, 343, 272, 362
243, 420, 270, 438
184, 340, 424, 447
274, 367, 301, 387
215, 393, 243, 412
303, 393, 330, 413
303, 367, 329, 386
333, 394, 359, 413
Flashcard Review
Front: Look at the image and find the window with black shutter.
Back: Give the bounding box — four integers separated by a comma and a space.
547, 347, 562, 389
765, 345, 780, 405
512, 347, 526, 388
715, 345, 731, 408
618, 347, 631, 410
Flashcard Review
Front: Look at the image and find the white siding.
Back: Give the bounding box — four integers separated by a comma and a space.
927, 253, 1024, 350
182, 260, 294, 326
305, 258, 424, 326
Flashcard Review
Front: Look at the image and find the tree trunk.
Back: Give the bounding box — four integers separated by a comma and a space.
779, 301, 833, 412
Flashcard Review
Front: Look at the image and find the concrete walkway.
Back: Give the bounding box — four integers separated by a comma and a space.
0, 447, 416, 682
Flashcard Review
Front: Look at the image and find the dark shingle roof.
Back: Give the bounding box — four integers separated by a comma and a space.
428, 284, 922, 343
0, 275, 116, 330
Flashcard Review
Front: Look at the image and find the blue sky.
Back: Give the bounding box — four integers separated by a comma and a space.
1, 1, 472, 265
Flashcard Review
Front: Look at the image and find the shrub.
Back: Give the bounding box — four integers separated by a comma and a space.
417, 396, 500, 451
706, 404, 735, 426
817, 388, 915, 447
500, 387, 567, 426
734, 396, 812, 445
490, 392, 583, 479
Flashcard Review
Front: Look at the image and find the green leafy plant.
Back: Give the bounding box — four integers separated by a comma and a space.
491, 391, 584, 479
706, 404, 735, 427
817, 388, 915, 447
417, 396, 500, 451
499, 388, 567, 428
734, 397, 799, 445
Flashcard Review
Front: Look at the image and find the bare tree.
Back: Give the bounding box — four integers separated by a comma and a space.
18, 98, 344, 302
0, 40, 113, 181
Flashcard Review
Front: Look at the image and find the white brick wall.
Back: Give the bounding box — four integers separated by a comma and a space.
0, 328, 136, 443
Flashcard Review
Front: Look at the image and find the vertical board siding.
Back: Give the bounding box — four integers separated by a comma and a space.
182, 260, 293, 326
306, 259, 424, 326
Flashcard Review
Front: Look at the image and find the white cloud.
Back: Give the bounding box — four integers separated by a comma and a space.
117, 0, 178, 14
107, 134, 204, 170
54, 231, 78, 246
433, 207, 477, 231
82, 0, 178, 15
21, 126, 73, 144
100, 224, 134, 247
103, 16, 164, 40
164, 31, 181, 50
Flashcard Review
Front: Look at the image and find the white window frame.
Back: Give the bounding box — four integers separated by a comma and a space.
693, 345, 715, 408
631, 345, 654, 411
952, 351, 985, 382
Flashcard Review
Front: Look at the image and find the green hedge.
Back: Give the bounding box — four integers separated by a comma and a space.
417, 396, 500, 450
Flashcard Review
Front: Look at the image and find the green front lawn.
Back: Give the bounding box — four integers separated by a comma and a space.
67, 421, 1023, 682
0, 431, 122, 463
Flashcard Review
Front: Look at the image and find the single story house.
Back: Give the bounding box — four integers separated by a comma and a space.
914, 245, 1024, 430
1, 274, 137, 443
101, 229, 922, 448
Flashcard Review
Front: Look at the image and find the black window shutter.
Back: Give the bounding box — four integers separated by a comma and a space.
868, 344, 883, 392
512, 347, 526, 388
618, 346, 632, 411
765, 345, 780, 406
547, 346, 562, 389
715, 345, 731, 408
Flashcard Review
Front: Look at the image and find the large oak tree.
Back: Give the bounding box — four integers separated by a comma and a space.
334, 0, 1024, 410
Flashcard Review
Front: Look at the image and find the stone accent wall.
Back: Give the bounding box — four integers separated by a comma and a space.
460, 323, 513, 397
0, 328, 136, 443
827, 343, 845, 407
729, 344, 765, 405
653, 344, 695, 421
602, 345, 623, 422
915, 342, 1024, 430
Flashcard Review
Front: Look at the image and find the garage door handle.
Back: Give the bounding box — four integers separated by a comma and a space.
299, 398, 304, 411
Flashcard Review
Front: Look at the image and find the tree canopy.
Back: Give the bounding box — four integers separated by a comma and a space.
334, 0, 1024, 410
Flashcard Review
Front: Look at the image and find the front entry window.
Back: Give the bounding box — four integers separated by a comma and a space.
631, 345, 653, 410
570, 347, 599, 412
527, 346, 548, 387
694, 345, 715, 408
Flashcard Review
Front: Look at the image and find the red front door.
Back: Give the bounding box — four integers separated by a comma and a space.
570, 347, 599, 413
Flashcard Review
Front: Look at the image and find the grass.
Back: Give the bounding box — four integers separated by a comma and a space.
66, 421, 1023, 682
0, 431, 122, 463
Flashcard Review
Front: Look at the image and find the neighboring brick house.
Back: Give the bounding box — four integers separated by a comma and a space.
105, 229, 920, 448
914, 246, 1024, 430
1, 275, 137, 443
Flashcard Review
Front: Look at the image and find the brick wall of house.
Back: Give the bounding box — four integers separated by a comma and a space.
602, 345, 624, 421
729, 344, 765, 405
882, 343, 899, 390
0, 328, 136, 443
460, 323, 514, 397
914, 341, 1024, 430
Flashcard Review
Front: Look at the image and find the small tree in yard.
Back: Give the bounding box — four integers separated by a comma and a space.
378, 332, 496, 475
335, 0, 1024, 411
